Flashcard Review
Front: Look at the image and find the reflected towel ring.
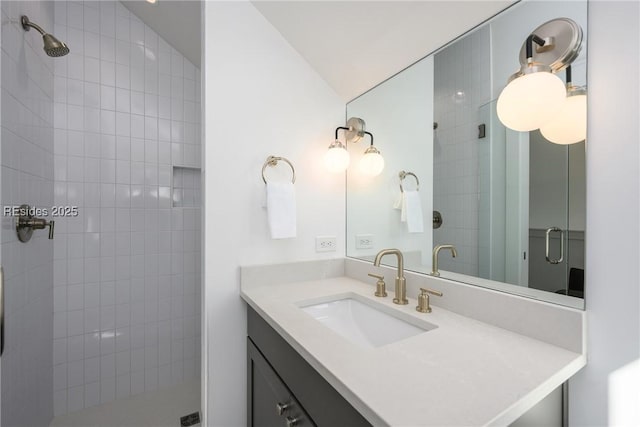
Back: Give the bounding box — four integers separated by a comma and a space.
262, 156, 296, 184
399, 171, 420, 192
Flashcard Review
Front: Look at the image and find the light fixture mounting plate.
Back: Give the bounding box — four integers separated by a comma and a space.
345, 117, 365, 143
518, 18, 583, 72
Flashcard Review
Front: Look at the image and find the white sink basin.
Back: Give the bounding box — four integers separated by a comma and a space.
300, 296, 436, 348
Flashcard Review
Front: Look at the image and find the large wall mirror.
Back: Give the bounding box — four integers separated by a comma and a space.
346, 0, 587, 309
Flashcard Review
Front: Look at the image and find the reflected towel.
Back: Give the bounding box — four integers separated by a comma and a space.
404, 190, 424, 233
266, 181, 297, 239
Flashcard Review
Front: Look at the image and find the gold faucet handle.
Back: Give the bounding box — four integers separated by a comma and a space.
367, 273, 387, 297
416, 288, 442, 313
421, 288, 443, 297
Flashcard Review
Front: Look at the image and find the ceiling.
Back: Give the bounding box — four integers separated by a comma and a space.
124, 1, 516, 101
121, 0, 201, 67
252, 1, 515, 101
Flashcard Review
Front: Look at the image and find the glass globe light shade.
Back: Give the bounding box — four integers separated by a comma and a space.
539, 88, 587, 145
324, 140, 350, 173
359, 146, 385, 177
497, 65, 567, 132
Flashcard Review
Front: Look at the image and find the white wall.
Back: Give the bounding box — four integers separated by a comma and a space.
50, 1, 201, 416
1, 9, 3, 422
569, 2, 640, 425
1, 1, 55, 425
203, 2, 345, 425
346, 56, 433, 268
201, 1, 639, 426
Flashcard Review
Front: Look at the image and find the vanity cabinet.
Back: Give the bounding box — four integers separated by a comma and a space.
248, 339, 313, 426
247, 307, 371, 427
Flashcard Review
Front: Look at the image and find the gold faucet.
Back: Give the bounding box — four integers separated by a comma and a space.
373, 249, 408, 305
431, 244, 457, 277
416, 288, 443, 313
367, 273, 387, 297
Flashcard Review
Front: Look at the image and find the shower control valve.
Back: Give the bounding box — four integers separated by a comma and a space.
16, 204, 55, 242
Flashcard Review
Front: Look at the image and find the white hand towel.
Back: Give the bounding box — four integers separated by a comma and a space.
393, 192, 407, 222
393, 192, 403, 210
266, 181, 297, 239
404, 190, 424, 233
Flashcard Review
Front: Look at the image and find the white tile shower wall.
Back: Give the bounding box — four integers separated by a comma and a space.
51, 1, 201, 416
1, 1, 55, 426
432, 26, 490, 276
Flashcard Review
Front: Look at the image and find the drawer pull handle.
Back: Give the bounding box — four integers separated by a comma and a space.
286, 416, 300, 427
276, 402, 291, 416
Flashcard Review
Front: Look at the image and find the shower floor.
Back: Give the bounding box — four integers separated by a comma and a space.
50, 380, 200, 427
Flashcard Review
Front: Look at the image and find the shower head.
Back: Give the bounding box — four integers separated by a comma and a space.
21, 15, 69, 57
41, 33, 70, 57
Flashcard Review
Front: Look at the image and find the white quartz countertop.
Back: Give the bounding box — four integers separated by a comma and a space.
240, 276, 586, 426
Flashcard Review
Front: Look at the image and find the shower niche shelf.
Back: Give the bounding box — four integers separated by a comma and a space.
172, 166, 201, 208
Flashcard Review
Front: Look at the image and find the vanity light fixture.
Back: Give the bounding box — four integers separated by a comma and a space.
497, 18, 584, 132
324, 128, 352, 174
325, 117, 384, 176
359, 132, 385, 177
324, 117, 365, 173
324, 139, 350, 173
539, 66, 587, 144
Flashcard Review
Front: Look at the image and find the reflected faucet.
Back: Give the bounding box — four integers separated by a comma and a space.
373, 249, 408, 305
431, 244, 457, 277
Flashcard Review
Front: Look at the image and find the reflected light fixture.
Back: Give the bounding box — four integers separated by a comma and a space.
497, 35, 566, 132
497, 18, 584, 133
539, 65, 587, 144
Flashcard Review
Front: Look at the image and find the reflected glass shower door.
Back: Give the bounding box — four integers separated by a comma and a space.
528, 131, 585, 297
479, 100, 585, 297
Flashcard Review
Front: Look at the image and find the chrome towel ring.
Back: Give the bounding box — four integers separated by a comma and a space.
399, 171, 419, 192
262, 156, 296, 184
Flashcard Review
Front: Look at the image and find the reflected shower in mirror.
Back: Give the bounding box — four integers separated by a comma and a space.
346, 0, 586, 308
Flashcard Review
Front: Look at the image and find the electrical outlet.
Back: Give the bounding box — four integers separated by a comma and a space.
356, 234, 374, 249
315, 236, 337, 252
